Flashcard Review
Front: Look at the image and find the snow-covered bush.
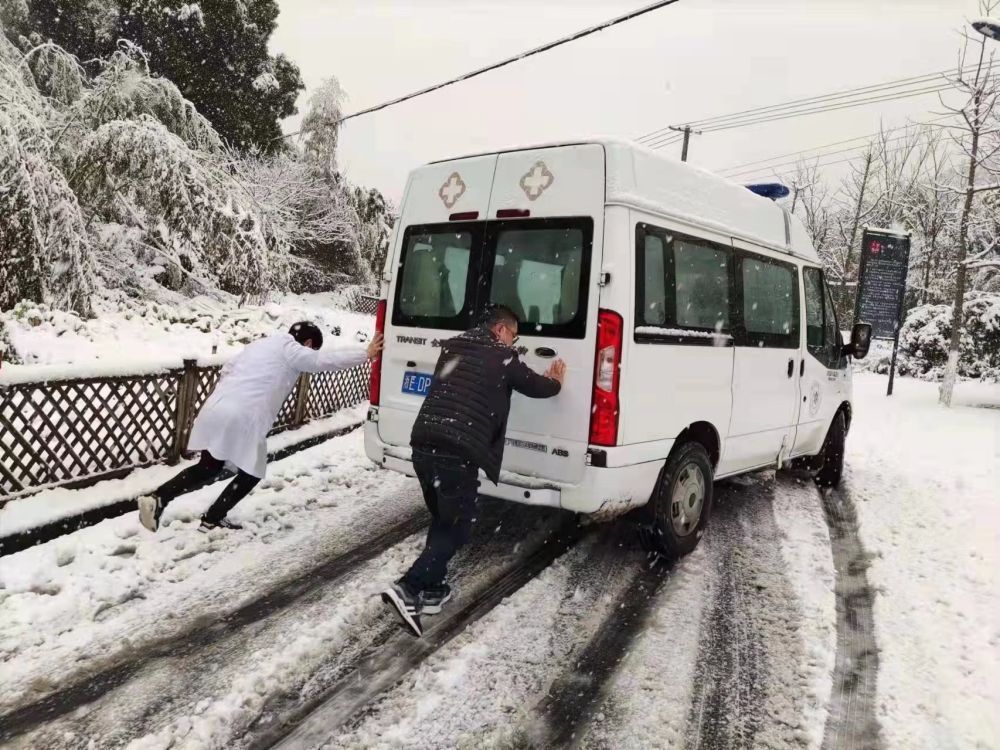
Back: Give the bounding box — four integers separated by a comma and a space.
0, 34, 95, 316
0, 30, 317, 320
77, 42, 221, 152
0, 25, 386, 365
868, 294, 1000, 382
76, 115, 286, 300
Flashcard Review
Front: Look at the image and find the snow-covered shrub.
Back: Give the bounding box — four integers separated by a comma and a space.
0, 36, 95, 316
22, 42, 85, 104
887, 294, 1000, 381
77, 42, 221, 153
76, 115, 286, 301
0, 136, 95, 315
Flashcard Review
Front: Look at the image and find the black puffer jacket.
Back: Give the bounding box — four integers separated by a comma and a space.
411, 326, 561, 482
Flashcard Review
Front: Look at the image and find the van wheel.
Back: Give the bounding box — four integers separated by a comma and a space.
815, 411, 846, 488
639, 442, 714, 561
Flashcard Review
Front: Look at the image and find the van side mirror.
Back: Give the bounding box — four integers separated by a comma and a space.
843, 323, 872, 360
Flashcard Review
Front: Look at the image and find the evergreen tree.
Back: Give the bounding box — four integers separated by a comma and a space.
1, 0, 303, 153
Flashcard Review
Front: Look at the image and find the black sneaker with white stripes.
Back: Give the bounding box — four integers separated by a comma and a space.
381, 581, 422, 637
420, 583, 452, 615
198, 517, 243, 533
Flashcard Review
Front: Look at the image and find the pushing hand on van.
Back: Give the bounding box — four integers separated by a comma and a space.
367, 332, 385, 360
545, 359, 567, 385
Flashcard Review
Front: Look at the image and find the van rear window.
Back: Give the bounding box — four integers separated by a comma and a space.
392, 218, 593, 338
393, 225, 480, 330
486, 218, 592, 338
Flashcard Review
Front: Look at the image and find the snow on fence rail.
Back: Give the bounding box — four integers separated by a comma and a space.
0, 359, 371, 500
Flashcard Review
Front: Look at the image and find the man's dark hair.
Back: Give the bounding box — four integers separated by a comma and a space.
289, 321, 323, 349
484, 305, 519, 331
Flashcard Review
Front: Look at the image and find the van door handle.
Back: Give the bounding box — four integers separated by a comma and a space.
406, 361, 417, 368
787, 358, 794, 378
800, 359, 805, 377
535, 347, 557, 358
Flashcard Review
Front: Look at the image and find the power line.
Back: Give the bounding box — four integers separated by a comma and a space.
734, 139, 943, 184
717, 119, 947, 175
641, 82, 952, 150
722, 130, 931, 180
277, 0, 682, 141
698, 83, 952, 134
635, 61, 997, 145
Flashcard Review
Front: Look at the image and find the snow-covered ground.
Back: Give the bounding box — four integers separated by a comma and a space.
0, 405, 367, 537
846, 374, 1000, 749
0, 372, 996, 748
1, 290, 373, 370
0, 429, 414, 715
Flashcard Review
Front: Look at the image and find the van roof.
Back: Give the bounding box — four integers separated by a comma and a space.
428, 137, 820, 264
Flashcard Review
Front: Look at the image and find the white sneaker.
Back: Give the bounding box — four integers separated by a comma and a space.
137, 495, 161, 532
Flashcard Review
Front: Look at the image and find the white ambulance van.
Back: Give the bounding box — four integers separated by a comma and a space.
364, 138, 871, 560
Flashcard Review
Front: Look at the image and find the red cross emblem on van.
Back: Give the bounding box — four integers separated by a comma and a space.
520, 161, 554, 201
439, 172, 466, 209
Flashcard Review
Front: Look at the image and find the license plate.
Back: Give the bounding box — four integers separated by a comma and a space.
401, 371, 433, 397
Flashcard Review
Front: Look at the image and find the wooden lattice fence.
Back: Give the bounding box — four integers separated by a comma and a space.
0, 360, 372, 500
350, 292, 380, 316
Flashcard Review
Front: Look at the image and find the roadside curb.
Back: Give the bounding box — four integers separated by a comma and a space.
0, 422, 363, 558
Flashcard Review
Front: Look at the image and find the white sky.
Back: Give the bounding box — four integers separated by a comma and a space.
272, 0, 980, 205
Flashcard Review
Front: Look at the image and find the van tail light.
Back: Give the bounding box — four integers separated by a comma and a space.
589, 309, 623, 447
369, 299, 387, 405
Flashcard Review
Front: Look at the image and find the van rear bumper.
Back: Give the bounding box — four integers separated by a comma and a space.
365, 421, 665, 517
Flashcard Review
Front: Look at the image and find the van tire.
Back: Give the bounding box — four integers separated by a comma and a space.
815, 411, 846, 488
640, 442, 714, 561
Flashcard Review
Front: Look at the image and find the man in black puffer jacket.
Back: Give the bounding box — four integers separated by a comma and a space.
382, 306, 565, 636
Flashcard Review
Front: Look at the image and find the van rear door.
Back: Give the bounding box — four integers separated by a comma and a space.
379, 144, 605, 485
482, 145, 605, 483
377, 155, 497, 451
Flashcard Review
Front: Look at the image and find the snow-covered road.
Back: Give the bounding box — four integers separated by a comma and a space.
1, 374, 996, 748
1, 435, 838, 749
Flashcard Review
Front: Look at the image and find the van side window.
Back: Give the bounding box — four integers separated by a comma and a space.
823, 280, 845, 369
394, 225, 477, 330
803, 266, 844, 368
635, 224, 732, 344
804, 267, 825, 350
739, 254, 799, 348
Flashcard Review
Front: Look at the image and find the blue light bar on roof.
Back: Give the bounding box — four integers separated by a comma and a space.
745, 183, 790, 200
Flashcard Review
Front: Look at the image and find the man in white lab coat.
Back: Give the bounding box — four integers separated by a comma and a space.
137, 322, 383, 533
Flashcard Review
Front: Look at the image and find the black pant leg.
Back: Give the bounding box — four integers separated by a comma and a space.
402, 452, 479, 592
155, 451, 225, 508
202, 470, 261, 524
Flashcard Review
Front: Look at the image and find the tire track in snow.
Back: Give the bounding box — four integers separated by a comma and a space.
526, 554, 672, 747
0, 510, 428, 743
818, 476, 882, 750
253, 516, 586, 750
685, 475, 817, 750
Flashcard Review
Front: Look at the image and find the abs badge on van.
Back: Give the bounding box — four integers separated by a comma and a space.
520, 161, 554, 200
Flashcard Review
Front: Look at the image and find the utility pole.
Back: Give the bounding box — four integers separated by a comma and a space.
668, 124, 702, 161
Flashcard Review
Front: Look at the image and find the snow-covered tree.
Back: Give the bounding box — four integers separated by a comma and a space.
2, 0, 303, 152
76, 115, 286, 300
347, 185, 395, 283
0, 31, 94, 316
934, 3, 1000, 406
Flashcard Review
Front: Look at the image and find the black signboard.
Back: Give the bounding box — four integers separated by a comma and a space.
854, 229, 911, 340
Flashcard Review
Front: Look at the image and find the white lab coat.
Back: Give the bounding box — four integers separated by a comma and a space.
187, 333, 368, 477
